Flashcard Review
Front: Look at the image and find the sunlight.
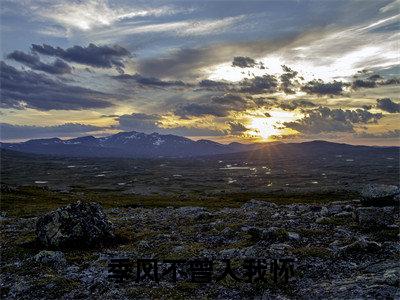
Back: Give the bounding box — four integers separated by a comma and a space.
249, 109, 301, 140
250, 118, 279, 139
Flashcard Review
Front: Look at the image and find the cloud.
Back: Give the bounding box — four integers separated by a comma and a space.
0, 61, 113, 110
198, 79, 235, 91
278, 100, 316, 111
279, 65, 299, 94
211, 93, 246, 106
301, 80, 347, 95
0, 122, 104, 140
174, 93, 249, 118
115, 113, 162, 133
228, 121, 250, 135
37, 0, 178, 31
240, 75, 278, 94
114, 113, 224, 136
136, 37, 298, 80
112, 73, 189, 88
285, 107, 383, 134
232, 56, 257, 68
174, 103, 228, 118
6, 50, 72, 75
376, 98, 400, 113
31, 43, 131, 71
351, 73, 400, 89
354, 129, 400, 139
352, 79, 377, 89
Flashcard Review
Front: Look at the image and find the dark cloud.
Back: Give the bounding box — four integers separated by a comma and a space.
31, 43, 131, 71
351, 73, 399, 89
137, 48, 211, 80
367, 74, 382, 81
136, 38, 298, 80
301, 79, 347, 95
376, 98, 400, 113
232, 56, 257, 68
278, 100, 316, 111
228, 121, 250, 135
175, 93, 250, 118
0, 122, 104, 140
381, 78, 400, 85
175, 103, 228, 118
279, 65, 298, 94
112, 73, 188, 87
354, 129, 400, 139
253, 98, 276, 108
211, 93, 246, 106
284, 107, 383, 134
7, 50, 71, 75
116, 113, 162, 133
198, 79, 234, 91
114, 113, 224, 136
0, 61, 113, 110
352, 79, 377, 89
240, 75, 278, 94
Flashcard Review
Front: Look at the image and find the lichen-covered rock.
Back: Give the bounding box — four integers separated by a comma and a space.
354, 206, 395, 228
338, 238, 381, 256
36, 202, 114, 248
361, 184, 400, 206
34, 250, 66, 267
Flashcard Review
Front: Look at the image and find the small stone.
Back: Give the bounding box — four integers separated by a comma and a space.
383, 269, 400, 286
261, 227, 289, 241
242, 199, 277, 209
316, 217, 329, 224
354, 206, 395, 228
334, 212, 353, 218
338, 237, 382, 256
288, 232, 300, 241
34, 250, 66, 267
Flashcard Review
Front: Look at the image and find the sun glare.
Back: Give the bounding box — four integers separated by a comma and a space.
249, 110, 300, 140
250, 118, 279, 139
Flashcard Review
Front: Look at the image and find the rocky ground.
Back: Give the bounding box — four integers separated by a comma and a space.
1, 184, 399, 299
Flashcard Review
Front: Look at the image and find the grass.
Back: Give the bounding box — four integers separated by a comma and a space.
291, 246, 333, 258
0, 185, 359, 218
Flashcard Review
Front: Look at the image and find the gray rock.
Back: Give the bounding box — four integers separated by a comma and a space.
383, 269, 400, 286
34, 250, 66, 267
262, 227, 289, 241
242, 199, 278, 209
219, 248, 241, 259
288, 232, 300, 241
354, 206, 395, 228
338, 237, 381, 256
36, 201, 114, 248
361, 184, 400, 206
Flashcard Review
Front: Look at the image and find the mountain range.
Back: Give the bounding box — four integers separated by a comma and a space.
1, 131, 398, 158
0, 131, 263, 158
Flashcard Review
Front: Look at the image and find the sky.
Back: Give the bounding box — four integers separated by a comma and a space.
0, 0, 399, 145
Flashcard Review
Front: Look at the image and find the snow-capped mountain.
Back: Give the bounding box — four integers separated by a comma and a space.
0, 131, 262, 158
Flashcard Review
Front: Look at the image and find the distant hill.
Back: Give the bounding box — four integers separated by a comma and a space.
0, 131, 262, 158
1, 132, 398, 158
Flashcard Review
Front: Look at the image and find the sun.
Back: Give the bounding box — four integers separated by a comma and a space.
250, 118, 279, 139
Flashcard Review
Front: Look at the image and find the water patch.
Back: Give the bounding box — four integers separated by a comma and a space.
220, 166, 252, 170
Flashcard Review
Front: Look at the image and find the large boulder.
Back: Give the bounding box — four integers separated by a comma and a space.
36, 202, 114, 248
361, 184, 400, 207
354, 206, 395, 228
